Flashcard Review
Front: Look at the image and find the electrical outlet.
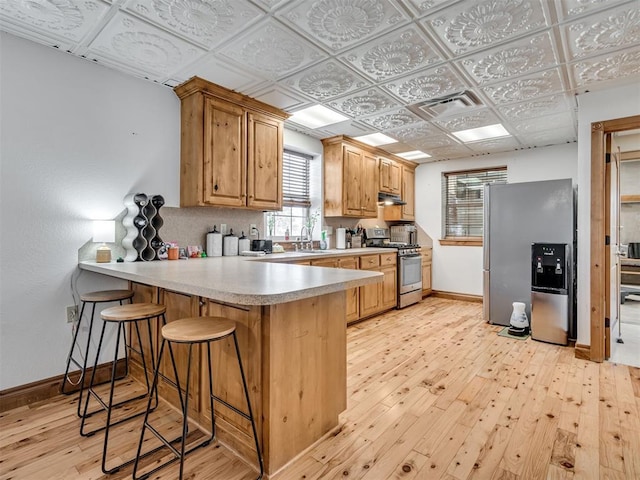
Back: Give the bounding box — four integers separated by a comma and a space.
220, 224, 227, 235
66, 305, 78, 323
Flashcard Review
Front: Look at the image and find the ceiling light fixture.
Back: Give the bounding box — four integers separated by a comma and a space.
353, 133, 398, 146
452, 123, 510, 143
287, 105, 349, 129
396, 150, 431, 160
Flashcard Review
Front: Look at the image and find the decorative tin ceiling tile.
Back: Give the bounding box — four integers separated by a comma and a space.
0, 0, 109, 42
424, 0, 549, 55
497, 94, 571, 120
249, 0, 290, 11
282, 60, 367, 101
459, 31, 559, 85
558, 0, 629, 19
381, 65, 466, 103
482, 68, 564, 104
423, 144, 474, 159
563, 4, 640, 59
402, 0, 463, 18
411, 133, 458, 149
251, 84, 309, 111
465, 136, 520, 152
327, 88, 399, 117
571, 48, 640, 87
360, 108, 423, 130
277, 0, 410, 52
123, 0, 262, 48
217, 18, 327, 79
512, 112, 575, 134
516, 127, 577, 146
433, 109, 502, 131
86, 11, 206, 76
175, 53, 267, 92
339, 25, 442, 82
385, 121, 441, 143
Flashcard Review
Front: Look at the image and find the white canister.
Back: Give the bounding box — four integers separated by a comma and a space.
336, 228, 347, 249
238, 231, 250, 253
223, 229, 239, 256
206, 226, 223, 257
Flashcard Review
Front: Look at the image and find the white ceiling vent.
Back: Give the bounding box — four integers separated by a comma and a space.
408, 91, 482, 119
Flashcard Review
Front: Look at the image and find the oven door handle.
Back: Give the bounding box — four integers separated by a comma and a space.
400, 253, 422, 259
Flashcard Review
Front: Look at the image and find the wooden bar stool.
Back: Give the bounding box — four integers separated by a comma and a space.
61, 289, 134, 417
80, 303, 165, 475
133, 317, 263, 480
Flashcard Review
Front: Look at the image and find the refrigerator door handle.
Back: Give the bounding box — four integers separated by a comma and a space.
483, 184, 491, 270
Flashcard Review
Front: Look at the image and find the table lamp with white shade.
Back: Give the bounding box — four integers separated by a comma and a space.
93, 220, 115, 263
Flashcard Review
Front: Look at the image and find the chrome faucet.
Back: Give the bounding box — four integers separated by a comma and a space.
300, 226, 312, 250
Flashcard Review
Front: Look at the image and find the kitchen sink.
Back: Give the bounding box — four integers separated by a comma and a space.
298, 249, 329, 253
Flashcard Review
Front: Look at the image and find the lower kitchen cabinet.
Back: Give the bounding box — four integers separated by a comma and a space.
359, 253, 397, 318
421, 247, 432, 296
337, 256, 360, 323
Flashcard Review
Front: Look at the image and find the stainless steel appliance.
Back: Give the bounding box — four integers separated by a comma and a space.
483, 179, 576, 339
365, 228, 422, 309
531, 243, 570, 345
390, 224, 417, 245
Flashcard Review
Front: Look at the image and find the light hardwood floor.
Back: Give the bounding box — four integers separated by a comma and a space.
1, 297, 639, 479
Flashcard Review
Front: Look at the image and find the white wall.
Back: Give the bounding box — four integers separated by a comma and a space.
415, 143, 578, 295
0, 33, 182, 389
575, 83, 640, 346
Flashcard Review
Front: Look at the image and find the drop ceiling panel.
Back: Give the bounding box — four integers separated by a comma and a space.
281, 60, 368, 101
327, 87, 400, 118
433, 109, 503, 132
380, 64, 467, 103
569, 47, 640, 90
497, 94, 572, 121
482, 68, 565, 105
275, 0, 411, 53
360, 108, 424, 130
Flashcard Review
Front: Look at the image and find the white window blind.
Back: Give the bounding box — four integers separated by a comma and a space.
442, 167, 506, 238
282, 149, 311, 207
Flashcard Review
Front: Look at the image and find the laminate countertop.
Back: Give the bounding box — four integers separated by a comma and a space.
79, 248, 388, 306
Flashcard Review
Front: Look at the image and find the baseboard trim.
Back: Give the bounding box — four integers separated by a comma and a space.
574, 343, 591, 361
0, 359, 127, 413
431, 290, 483, 303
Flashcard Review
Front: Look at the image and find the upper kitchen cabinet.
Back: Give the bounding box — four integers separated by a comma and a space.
323, 136, 378, 218
174, 77, 288, 210
379, 157, 401, 196
383, 165, 416, 222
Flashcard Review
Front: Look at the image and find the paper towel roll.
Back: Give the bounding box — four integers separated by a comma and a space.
336, 228, 346, 249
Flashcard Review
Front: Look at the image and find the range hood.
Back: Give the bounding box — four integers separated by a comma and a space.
378, 192, 406, 205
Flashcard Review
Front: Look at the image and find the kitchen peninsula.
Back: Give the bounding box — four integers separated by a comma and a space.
79, 254, 383, 476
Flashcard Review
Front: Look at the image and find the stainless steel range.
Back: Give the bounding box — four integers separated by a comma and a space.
365, 228, 423, 309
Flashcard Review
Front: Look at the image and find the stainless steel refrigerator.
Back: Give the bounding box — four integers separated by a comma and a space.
483, 179, 575, 338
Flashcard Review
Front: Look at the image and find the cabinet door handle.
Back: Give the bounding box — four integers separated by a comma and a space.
214, 184, 219, 192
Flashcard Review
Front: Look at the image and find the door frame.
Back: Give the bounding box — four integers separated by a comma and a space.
589, 115, 640, 362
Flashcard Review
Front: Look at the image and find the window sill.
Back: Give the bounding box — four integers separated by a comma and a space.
439, 237, 483, 247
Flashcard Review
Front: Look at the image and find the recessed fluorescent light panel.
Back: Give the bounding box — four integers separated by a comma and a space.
451, 123, 510, 143
353, 133, 398, 146
288, 105, 349, 129
397, 150, 431, 160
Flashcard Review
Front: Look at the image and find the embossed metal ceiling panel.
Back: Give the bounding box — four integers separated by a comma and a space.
1, 0, 638, 163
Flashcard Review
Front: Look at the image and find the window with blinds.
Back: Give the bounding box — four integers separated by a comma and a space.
282, 149, 311, 207
265, 149, 313, 238
442, 167, 507, 238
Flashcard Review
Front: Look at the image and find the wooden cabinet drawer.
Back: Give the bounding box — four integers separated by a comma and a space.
337, 257, 359, 269
311, 258, 338, 268
380, 253, 396, 266
360, 254, 380, 270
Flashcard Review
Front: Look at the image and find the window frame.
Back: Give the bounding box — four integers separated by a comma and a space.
440, 166, 507, 247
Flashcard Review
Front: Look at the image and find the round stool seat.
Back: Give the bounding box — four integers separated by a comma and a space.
162, 317, 236, 343
81, 289, 134, 303
101, 303, 166, 322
